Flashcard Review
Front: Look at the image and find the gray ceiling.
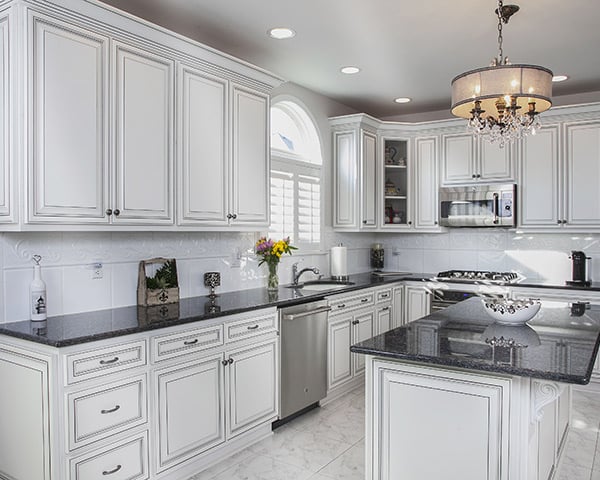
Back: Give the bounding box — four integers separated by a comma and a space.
99, 0, 600, 118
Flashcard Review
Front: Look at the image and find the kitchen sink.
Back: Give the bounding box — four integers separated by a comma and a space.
286, 280, 355, 291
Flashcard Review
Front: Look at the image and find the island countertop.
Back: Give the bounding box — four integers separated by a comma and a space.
351, 297, 600, 385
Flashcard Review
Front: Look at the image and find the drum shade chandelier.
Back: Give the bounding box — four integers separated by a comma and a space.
451, 0, 553, 147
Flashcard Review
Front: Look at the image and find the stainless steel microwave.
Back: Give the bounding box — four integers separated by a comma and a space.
439, 184, 516, 227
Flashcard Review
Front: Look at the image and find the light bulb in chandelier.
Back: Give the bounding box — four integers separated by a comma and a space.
450, 0, 552, 146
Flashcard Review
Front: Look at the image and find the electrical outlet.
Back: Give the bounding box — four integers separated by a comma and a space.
92, 262, 103, 280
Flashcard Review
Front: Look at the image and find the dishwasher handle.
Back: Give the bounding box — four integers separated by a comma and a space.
282, 305, 332, 321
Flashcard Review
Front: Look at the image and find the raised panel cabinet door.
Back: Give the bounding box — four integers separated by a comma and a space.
518, 125, 561, 227
404, 286, 431, 323
333, 130, 358, 229
0, 13, 12, 222
155, 354, 225, 472
565, 121, 600, 226
392, 286, 405, 328
177, 64, 228, 225
414, 137, 439, 229
361, 130, 377, 228
375, 305, 392, 335
29, 13, 109, 222
113, 42, 174, 224
231, 85, 269, 226
0, 347, 51, 480
352, 310, 374, 376
537, 400, 558, 480
227, 339, 278, 438
479, 140, 514, 181
328, 316, 352, 390
441, 133, 476, 184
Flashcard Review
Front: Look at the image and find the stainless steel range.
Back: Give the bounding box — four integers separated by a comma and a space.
436, 270, 520, 284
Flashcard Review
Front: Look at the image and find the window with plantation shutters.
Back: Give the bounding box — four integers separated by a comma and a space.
270, 100, 322, 250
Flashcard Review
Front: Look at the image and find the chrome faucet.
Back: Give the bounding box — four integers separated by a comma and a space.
292, 262, 321, 285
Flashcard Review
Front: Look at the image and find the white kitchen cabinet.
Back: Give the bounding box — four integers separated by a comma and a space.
374, 304, 392, 335
392, 285, 405, 328
413, 136, 440, 229
28, 12, 110, 223
112, 41, 174, 224
330, 114, 379, 231
352, 310, 375, 376
230, 84, 270, 227
226, 338, 278, 437
155, 354, 225, 472
177, 63, 229, 225
328, 314, 353, 389
404, 284, 431, 323
0, 9, 13, 224
380, 136, 411, 230
441, 132, 514, 185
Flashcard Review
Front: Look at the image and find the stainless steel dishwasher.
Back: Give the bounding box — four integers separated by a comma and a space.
277, 300, 331, 424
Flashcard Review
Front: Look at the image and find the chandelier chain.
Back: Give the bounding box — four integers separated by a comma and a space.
497, 0, 504, 63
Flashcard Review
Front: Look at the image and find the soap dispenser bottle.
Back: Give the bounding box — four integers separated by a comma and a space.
30, 254, 47, 321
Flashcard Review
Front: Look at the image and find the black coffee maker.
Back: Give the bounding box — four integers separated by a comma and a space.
567, 251, 591, 286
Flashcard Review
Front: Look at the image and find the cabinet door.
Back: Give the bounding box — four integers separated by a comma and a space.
392, 286, 405, 328
0, 12, 12, 223
328, 315, 352, 390
227, 339, 278, 438
230, 85, 269, 226
414, 136, 439, 229
361, 130, 377, 228
333, 130, 358, 229
155, 354, 225, 472
113, 42, 174, 224
519, 125, 561, 227
404, 286, 431, 323
352, 310, 374, 376
479, 141, 514, 181
177, 64, 228, 225
537, 400, 557, 480
441, 133, 476, 184
565, 121, 600, 226
29, 14, 109, 223
375, 305, 392, 335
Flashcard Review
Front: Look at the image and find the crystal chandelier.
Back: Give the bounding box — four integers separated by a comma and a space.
451, 0, 553, 147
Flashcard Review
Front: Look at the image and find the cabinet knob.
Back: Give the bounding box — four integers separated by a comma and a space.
563, 220, 567, 224
226, 213, 232, 220
408, 221, 412, 225
228, 358, 234, 365
476, 174, 481, 178
472, 174, 476, 179
113, 209, 120, 216
221, 359, 229, 366
232, 213, 237, 220
557, 220, 562, 224
434, 220, 438, 225
105, 208, 112, 216
352, 320, 359, 325
363, 220, 367, 224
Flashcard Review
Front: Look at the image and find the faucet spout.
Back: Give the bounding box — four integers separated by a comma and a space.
293, 265, 320, 285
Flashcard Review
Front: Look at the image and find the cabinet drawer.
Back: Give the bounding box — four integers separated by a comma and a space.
151, 324, 223, 362
70, 431, 149, 480
225, 312, 277, 342
329, 291, 375, 314
376, 288, 392, 303
68, 375, 147, 450
66, 340, 146, 384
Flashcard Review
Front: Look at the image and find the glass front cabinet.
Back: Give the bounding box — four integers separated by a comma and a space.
380, 137, 411, 230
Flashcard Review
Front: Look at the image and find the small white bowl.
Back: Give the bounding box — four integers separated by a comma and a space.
482, 297, 541, 325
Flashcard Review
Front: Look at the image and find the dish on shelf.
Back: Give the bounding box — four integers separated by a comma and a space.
481, 297, 541, 325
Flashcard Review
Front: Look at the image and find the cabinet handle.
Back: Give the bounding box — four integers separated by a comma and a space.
361, 298, 369, 303
472, 174, 476, 178
563, 219, 567, 224
408, 221, 412, 225
362, 220, 367, 224
337, 304, 346, 309
228, 358, 234, 364
381, 306, 390, 311
113, 209, 120, 216
557, 220, 562, 224
434, 220, 438, 225
102, 465, 122, 476
100, 405, 121, 414
99, 356, 119, 365
183, 338, 198, 345
352, 320, 360, 325
221, 359, 229, 366
226, 213, 232, 219
105, 208, 112, 216
231, 214, 237, 220
476, 174, 481, 178
247, 324, 260, 330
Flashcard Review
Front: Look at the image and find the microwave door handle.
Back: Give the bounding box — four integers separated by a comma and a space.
492, 193, 499, 224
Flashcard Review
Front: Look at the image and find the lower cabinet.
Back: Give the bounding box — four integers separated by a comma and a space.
352, 311, 375, 377
404, 284, 431, 323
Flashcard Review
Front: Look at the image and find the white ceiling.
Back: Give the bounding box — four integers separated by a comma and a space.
99, 0, 600, 118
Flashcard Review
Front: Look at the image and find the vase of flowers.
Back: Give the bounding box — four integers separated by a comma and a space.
255, 237, 296, 291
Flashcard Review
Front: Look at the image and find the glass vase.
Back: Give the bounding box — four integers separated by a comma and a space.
267, 262, 279, 291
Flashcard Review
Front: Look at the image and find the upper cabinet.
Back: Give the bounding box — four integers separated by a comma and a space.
380, 136, 410, 229
441, 132, 514, 185
3, 1, 281, 231
331, 114, 378, 231
413, 136, 439, 230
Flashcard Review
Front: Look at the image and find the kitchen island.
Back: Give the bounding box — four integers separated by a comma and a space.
351, 297, 600, 480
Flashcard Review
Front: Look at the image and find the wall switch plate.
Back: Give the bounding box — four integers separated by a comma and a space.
92, 262, 103, 280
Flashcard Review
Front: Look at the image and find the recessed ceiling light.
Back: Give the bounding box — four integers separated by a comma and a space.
268, 27, 296, 40
394, 97, 412, 104
340, 66, 360, 75
552, 74, 569, 82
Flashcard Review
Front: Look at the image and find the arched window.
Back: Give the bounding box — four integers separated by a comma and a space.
270, 99, 322, 250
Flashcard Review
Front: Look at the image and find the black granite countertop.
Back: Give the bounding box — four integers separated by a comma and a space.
351, 297, 600, 384
0, 272, 413, 348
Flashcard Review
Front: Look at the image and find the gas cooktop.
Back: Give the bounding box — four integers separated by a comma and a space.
436, 270, 521, 284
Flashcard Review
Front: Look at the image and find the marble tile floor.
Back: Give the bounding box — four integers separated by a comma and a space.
188, 383, 600, 480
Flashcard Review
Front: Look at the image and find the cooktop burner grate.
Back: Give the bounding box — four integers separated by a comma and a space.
436, 270, 520, 284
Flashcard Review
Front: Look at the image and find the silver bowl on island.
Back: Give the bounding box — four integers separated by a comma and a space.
482, 297, 541, 325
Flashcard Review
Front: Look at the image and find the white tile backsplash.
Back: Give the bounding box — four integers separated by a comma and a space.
1, 230, 599, 323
